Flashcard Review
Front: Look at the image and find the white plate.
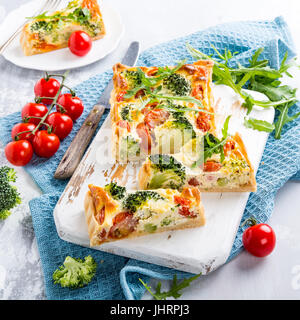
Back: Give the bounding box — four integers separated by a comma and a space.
53, 84, 275, 274
0, 0, 124, 71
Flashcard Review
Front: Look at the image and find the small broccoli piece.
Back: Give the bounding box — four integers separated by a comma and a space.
123, 191, 165, 213
163, 73, 191, 96
104, 182, 126, 200
120, 105, 131, 121
169, 116, 196, 139
53, 255, 97, 289
120, 135, 141, 160
123, 70, 142, 89
0, 166, 21, 220
148, 155, 186, 189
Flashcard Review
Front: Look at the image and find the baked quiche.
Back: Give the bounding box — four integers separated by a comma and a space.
20, 0, 105, 56
84, 183, 205, 246
110, 60, 215, 162
138, 132, 257, 192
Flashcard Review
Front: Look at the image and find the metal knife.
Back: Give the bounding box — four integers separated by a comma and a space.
54, 41, 140, 180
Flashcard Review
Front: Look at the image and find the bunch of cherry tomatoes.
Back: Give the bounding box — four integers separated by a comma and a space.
5, 73, 84, 166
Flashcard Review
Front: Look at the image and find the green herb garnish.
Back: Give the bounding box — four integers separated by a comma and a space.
192, 115, 231, 168
186, 43, 300, 139
139, 273, 201, 300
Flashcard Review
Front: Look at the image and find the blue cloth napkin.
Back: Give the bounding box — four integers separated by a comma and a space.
0, 16, 300, 300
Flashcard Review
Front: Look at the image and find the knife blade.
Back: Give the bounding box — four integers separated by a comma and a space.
54, 41, 140, 180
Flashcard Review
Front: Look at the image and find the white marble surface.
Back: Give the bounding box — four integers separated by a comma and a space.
0, 0, 300, 300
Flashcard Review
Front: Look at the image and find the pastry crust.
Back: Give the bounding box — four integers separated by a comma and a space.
20, 0, 105, 56
84, 185, 205, 246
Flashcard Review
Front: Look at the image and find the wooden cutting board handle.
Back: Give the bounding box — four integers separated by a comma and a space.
54, 104, 105, 180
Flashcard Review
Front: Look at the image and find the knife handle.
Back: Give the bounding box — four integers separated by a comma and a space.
54, 104, 105, 180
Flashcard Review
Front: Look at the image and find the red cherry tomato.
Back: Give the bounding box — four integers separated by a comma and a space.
224, 140, 235, 155
196, 112, 211, 132
68, 30, 92, 57
5, 140, 33, 166
203, 161, 222, 172
11, 122, 36, 142
178, 206, 197, 218
34, 77, 60, 105
56, 93, 84, 121
21, 103, 48, 125
116, 91, 127, 102
45, 112, 73, 140
32, 130, 60, 158
144, 109, 170, 129
242, 220, 276, 257
174, 196, 191, 206
116, 120, 131, 132
136, 122, 152, 153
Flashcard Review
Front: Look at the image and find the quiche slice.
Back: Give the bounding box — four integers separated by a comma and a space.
84, 183, 205, 246
110, 60, 215, 162
138, 133, 257, 192
20, 0, 105, 56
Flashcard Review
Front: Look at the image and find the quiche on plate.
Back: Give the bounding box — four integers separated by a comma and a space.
84, 182, 205, 246
20, 0, 105, 56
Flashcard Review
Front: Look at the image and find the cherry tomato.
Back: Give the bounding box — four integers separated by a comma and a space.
116, 91, 127, 102
196, 112, 211, 132
34, 77, 60, 105
5, 140, 33, 166
21, 103, 48, 125
224, 140, 235, 155
95, 207, 105, 225
136, 122, 152, 153
178, 206, 197, 218
191, 85, 204, 100
109, 212, 137, 239
45, 112, 73, 140
68, 30, 92, 57
147, 67, 158, 76
188, 177, 200, 186
242, 220, 276, 257
203, 161, 222, 172
174, 196, 191, 206
56, 93, 84, 121
11, 122, 36, 142
32, 130, 60, 158
116, 120, 131, 132
144, 109, 170, 129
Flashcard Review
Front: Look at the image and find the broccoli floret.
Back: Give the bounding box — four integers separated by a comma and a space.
163, 73, 191, 96
148, 155, 186, 189
168, 116, 196, 139
120, 135, 141, 160
0, 166, 21, 220
123, 191, 165, 213
123, 70, 142, 89
53, 255, 97, 289
104, 182, 126, 200
120, 105, 131, 121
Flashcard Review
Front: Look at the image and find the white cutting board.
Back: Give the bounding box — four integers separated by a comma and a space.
54, 84, 274, 274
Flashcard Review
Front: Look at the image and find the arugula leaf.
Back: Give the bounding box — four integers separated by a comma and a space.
274, 103, 300, 139
139, 273, 201, 300
122, 61, 209, 111
186, 43, 300, 139
192, 116, 231, 168
244, 117, 275, 133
